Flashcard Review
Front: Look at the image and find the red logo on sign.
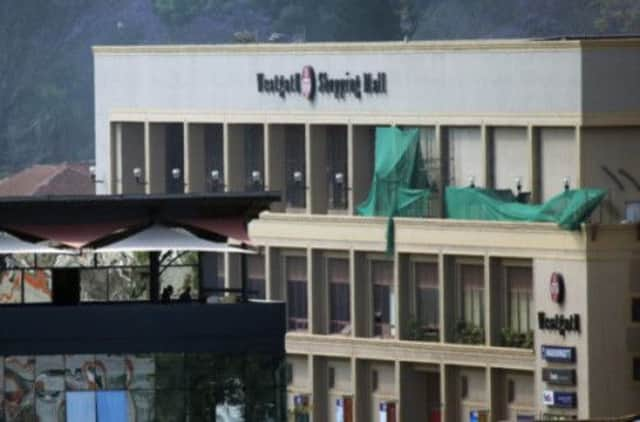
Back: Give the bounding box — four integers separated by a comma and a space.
301, 65, 315, 100
550, 272, 565, 304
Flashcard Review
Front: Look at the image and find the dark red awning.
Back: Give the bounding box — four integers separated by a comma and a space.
1, 220, 145, 249
175, 217, 250, 243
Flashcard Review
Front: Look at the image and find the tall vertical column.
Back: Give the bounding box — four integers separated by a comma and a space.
310, 249, 327, 335
528, 125, 540, 203
438, 125, 449, 217
225, 123, 246, 192
395, 252, 409, 340
352, 251, 368, 338
145, 122, 167, 194
351, 126, 374, 216
308, 125, 328, 215
114, 122, 124, 194
266, 124, 285, 212
184, 123, 206, 193
354, 359, 370, 422
442, 365, 459, 422
438, 253, 446, 343
311, 356, 328, 422
484, 254, 492, 346
575, 124, 583, 188
481, 125, 491, 188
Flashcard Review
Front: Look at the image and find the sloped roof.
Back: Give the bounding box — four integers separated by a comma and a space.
0, 163, 94, 196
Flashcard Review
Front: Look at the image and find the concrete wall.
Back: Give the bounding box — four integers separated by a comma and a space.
539, 127, 577, 201
581, 127, 640, 224
492, 127, 529, 192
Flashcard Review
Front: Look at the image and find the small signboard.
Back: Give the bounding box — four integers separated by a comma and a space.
542, 368, 576, 386
541, 345, 576, 363
469, 410, 489, 422
543, 390, 577, 409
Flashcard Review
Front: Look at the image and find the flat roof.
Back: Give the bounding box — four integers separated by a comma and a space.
93, 36, 640, 55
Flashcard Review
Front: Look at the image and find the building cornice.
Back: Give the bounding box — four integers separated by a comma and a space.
92, 38, 640, 56
286, 334, 536, 371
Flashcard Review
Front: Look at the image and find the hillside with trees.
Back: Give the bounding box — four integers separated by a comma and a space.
0, 0, 638, 176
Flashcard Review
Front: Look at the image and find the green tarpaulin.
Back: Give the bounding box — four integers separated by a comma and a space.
445, 187, 606, 230
356, 127, 431, 253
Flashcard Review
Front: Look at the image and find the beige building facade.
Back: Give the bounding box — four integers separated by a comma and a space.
94, 38, 640, 420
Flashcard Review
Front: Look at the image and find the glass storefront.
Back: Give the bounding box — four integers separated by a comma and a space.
1, 352, 286, 422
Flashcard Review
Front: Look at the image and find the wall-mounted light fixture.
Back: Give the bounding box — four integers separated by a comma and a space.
251, 170, 262, 185
171, 168, 182, 181
89, 166, 104, 184
468, 175, 476, 188
208, 169, 225, 191
334, 172, 345, 185
563, 177, 570, 192
133, 167, 146, 185
293, 170, 304, 184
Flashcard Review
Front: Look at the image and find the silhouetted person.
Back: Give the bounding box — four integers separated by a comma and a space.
179, 286, 192, 303
160, 285, 173, 304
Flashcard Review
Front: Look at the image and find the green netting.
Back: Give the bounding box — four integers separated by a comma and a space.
356, 127, 431, 253
445, 187, 606, 230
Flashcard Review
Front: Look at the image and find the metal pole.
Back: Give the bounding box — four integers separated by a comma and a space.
149, 251, 160, 302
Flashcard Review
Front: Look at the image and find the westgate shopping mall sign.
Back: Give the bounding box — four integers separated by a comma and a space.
256, 65, 387, 100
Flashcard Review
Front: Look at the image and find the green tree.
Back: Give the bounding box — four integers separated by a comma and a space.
592, 0, 640, 33
334, 0, 403, 41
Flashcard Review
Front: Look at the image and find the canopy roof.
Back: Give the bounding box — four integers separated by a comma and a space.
92, 225, 253, 254
0, 192, 278, 252
0, 232, 73, 254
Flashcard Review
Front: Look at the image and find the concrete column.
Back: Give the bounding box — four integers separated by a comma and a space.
484, 254, 492, 346
438, 253, 446, 344
351, 126, 375, 216
528, 125, 540, 203
184, 123, 206, 193
265, 246, 282, 301
225, 124, 246, 192
308, 125, 328, 215
311, 356, 328, 422
395, 252, 409, 340
490, 368, 507, 421
575, 124, 583, 188
352, 251, 369, 338
266, 124, 285, 212
310, 249, 327, 335
442, 256, 456, 343
481, 125, 491, 188
442, 365, 460, 422
145, 123, 167, 194
110, 122, 119, 194
485, 366, 493, 422
354, 359, 371, 422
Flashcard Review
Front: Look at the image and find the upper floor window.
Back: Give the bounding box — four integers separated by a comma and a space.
247, 255, 265, 300
371, 260, 394, 338
285, 126, 306, 209
285, 255, 308, 331
455, 262, 484, 345
506, 266, 532, 333
328, 257, 350, 335
412, 261, 439, 342
244, 125, 264, 192
327, 127, 348, 211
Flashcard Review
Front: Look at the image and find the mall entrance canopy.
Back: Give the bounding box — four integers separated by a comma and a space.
0, 192, 278, 302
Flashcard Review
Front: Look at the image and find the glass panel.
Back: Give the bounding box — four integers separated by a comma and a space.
37, 253, 94, 268
80, 270, 108, 302
160, 267, 198, 301
286, 256, 308, 331
204, 124, 224, 193
129, 390, 155, 422
0, 271, 22, 304
35, 390, 64, 422
4, 356, 35, 422
108, 268, 149, 301
36, 356, 65, 392
97, 252, 148, 267
95, 355, 126, 390
65, 355, 96, 391
155, 354, 185, 390
96, 390, 128, 421
124, 355, 155, 391
65, 391, 96, 422
247, 255, 265, 299
23, 269, 52, 303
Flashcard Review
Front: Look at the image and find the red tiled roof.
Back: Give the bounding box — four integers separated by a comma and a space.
0, 163, 94, 196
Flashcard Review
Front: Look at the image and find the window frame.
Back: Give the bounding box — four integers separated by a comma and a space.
367, 254, 395, 338
454, 257, 485, 330
325, 252, 351, 335
282, 251, 309, 332
409, 255, 439, 339
501, 260, 533, 334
